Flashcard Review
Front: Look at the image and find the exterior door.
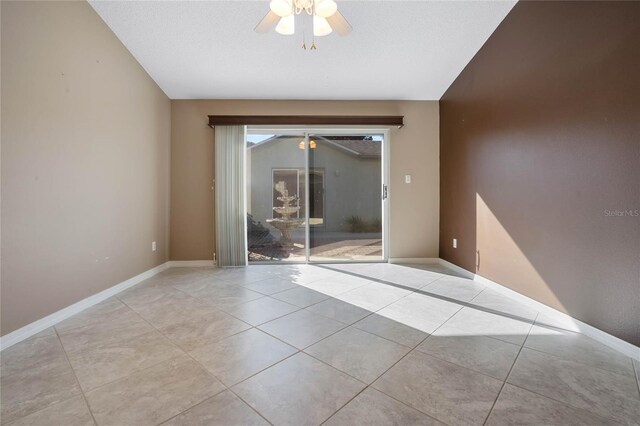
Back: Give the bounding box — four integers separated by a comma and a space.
246, 130, 388, 263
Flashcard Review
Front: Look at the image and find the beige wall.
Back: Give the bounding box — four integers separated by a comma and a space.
171, 100, 439, 261
1, 1, 171, 335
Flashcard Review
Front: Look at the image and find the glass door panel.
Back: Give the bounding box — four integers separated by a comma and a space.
307, 134, 384, 262
246, 134, 306, 262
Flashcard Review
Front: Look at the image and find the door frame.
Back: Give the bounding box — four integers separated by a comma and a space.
246, 126, 391, 264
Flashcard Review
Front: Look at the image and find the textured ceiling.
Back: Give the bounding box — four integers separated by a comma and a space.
89, 0, 516, 100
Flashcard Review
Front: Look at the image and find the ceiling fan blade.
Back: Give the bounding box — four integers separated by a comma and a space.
254, 10, 279, 33
326, 10, 352, 36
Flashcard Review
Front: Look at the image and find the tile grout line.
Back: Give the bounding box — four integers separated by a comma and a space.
84, 271, 448, 403
411, 344, 519, 384
480, 312, 538, 426
321, 294, 463, 424
501, 316, 636, 425
116, 272, 314, 425
123, 271, 380, 421
189, 332, 302, 425
268, 278, 372, 298
222, 300, 307, 327
16, 264, 631, 426
355, 337, 452, 425
519, 344, 637, 379
316, 321, 438, 424
370, 298, 492, 419
500, 381, 626, 425
156, 388, 275, 426
161, 272, 627, 426
318, 386, 369, 425
2, 394, 86, 426
260, 278, 417, 352
220, 316, 388, 425
245, 270, 468, 365
522, 313, 638, 379
318, 265, 543, 327
417, 276, 544, 351
114, 295, 254, 354
363, 387, 453, 426
229, 302, 494, 426
116, 293, 254, 361
56, 317, 203, 396
1, 372, 98, 426
224, 272, 406, 349
71, 298, 223, 395
225, 384, 277, 425
53, 327, 99, 426
1, 270, 276, 425
168, 276, 274, 313
406, 309, 524, 383
250, 313, 418, 393
49, 299, 139, 336
115, 296, 237, 426
365, 304, 501, 425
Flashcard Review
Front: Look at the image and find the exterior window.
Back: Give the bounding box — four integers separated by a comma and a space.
272, 169, 300, 218
308, 169, 325, 226
271, 168, 324, 225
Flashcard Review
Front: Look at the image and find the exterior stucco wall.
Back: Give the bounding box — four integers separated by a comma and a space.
248, 137, 381, 236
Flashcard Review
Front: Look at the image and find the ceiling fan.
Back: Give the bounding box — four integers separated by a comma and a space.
255, 0, 352, 37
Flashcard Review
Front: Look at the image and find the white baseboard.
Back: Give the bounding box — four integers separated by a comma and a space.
0, 262, 170, 351
437, 258, 475, 279
4, 257, 637, 361
388, 257, 440, 265
438, 259, 640, 361
167, 260, 216, 267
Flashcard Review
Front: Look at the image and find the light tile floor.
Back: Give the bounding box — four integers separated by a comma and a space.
1, 263, 639, 425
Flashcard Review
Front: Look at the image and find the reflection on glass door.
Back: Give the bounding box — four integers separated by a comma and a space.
308, 134, 384, 262
246, 132, 385, 263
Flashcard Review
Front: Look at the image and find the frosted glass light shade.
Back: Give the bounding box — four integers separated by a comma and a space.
275, 15, 295, 35
270, 0, 292, 17
315, 0, 337, 18
313, 15, 332, 36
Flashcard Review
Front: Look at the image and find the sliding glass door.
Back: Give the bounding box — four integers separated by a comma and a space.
246, 134, 306, 262
246, 131, 387, 263
308, 134, 384, 262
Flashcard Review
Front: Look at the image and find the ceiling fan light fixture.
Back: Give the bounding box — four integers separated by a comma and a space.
270, 0, 292, 17
313, 15, 332, 36
256, 0, 352, 41
315, 0, 338, 18
275, 14, 295, 35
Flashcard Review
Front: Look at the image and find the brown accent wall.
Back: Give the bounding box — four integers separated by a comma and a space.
440, 1, 640, 345
171, 100, 439, 261
1, 1, 171, 335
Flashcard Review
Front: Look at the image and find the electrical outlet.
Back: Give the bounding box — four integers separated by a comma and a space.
453, 238, 457, 249
405, 174, 412, 184
152, 241, 157, 252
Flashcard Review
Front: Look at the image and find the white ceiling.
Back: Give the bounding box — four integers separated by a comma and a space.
88, 0, 516, 100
